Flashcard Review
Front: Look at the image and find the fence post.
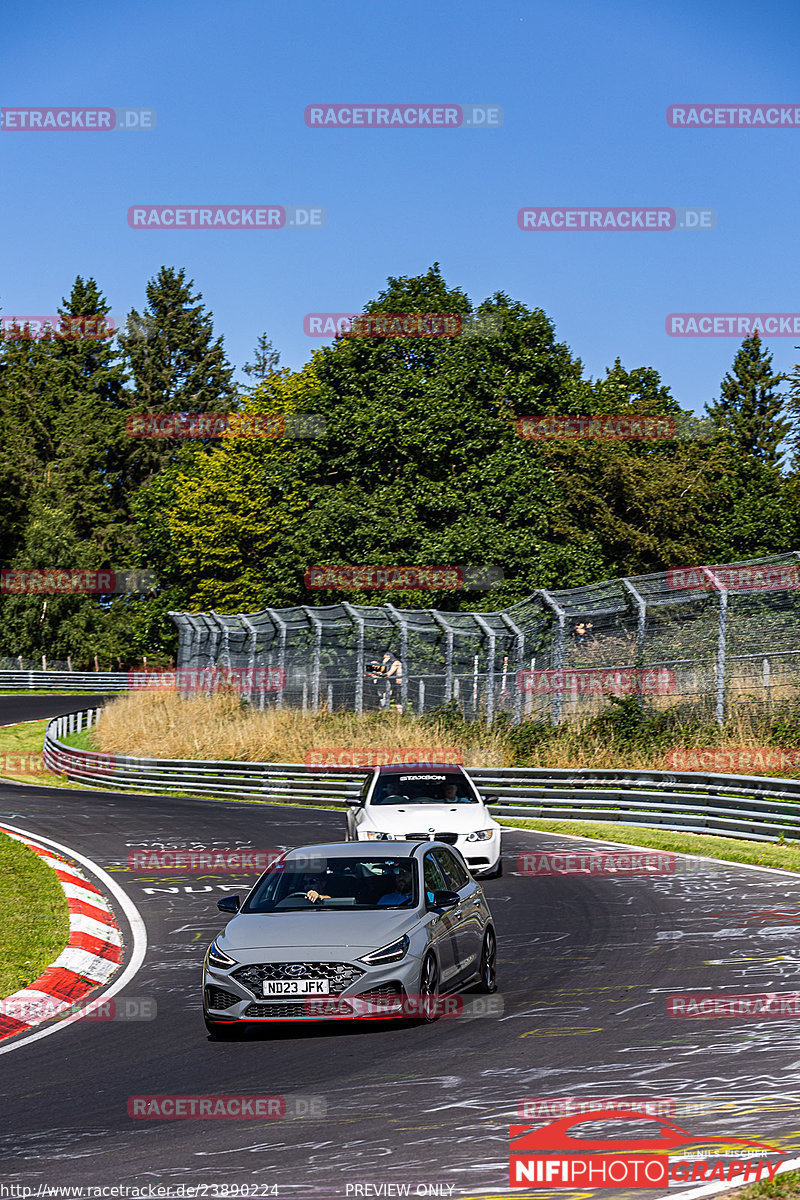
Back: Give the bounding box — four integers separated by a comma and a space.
538, 590, 566, 724
305, 609, 323, 710
473, 613, 497, 726
432, 611, 455, 703
266, 609, 288, 709
501, 612, 525, 725
342, 603, 365, 716
327, 683, 334, 711
701, 568, 728, 726
763, 656, 771, 702
418, 679, 425, 713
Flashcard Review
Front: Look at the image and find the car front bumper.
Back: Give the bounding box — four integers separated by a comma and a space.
203, 954, 424, 1023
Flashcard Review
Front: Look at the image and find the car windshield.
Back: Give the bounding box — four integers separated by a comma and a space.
371, 773, 480, 805
242, 855, 418, 912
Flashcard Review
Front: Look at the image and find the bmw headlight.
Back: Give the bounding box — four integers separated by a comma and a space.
359, 935, 409, 965
207, 939, 237, 969
363, 830, 391, 841
466, 829, 495, 842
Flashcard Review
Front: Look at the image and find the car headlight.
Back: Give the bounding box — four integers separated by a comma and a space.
363, 830, 391, 841
466, 829, 495, 842
358, 935, 409, 965
206, 939, 237, 969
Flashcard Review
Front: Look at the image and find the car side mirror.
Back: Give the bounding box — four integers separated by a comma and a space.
485, 795, 499, 805
217, 895, 240, 913
428, 889, 459, 910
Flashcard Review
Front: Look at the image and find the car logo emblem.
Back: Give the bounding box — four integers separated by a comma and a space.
284, 965, 305, 976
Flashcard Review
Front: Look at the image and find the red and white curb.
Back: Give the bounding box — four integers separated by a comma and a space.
0, 823, 147, 1050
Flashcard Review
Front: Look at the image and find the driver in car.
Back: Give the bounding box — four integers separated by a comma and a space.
443, 781, 471, 803
377, 866, 413, 906
301, 871, 332, 904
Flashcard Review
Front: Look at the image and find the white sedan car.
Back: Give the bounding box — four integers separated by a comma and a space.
345, 764, 502, 877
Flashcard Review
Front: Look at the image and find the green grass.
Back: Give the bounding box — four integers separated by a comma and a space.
717, 1170, 800, 1200
501, 817, 800, 873
0, 829, 70, 996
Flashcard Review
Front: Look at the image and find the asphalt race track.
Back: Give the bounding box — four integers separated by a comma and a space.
2, 696, 800, 1198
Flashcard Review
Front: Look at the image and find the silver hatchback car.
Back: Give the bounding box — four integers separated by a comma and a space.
203, 840, 497, 1036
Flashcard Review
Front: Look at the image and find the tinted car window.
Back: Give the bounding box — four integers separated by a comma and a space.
434, 847, 470, 891
423, 852, 449, 900
243, 856, 417, 912
372, 772, 479, 805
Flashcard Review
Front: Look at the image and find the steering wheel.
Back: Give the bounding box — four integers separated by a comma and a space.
284, 890, 320, 904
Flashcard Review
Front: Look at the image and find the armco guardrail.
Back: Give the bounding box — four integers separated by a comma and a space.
0, 671, 128, 692
42, 710, 800, 842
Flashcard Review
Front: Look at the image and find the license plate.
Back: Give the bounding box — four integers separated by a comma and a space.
262, 978, 330, 997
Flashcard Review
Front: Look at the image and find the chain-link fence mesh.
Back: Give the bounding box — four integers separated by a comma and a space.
169, 552, 800, 724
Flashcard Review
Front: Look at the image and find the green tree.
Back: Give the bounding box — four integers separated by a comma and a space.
706, 334, 788, 466
119, 266, 236, 491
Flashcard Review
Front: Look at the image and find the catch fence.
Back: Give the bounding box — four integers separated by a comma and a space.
169, 552, 800, 726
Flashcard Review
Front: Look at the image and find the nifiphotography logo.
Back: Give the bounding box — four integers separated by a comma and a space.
509, 1108, 785, 1188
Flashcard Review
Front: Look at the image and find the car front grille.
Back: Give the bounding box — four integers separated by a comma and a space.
359, 982, 403, 1000
206, 986, 239, 1010
231, 961, 365, 996
407, 831, 459, 844
242, 1002, 310, 1018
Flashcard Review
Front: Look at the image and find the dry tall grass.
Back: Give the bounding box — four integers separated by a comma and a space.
93, 691, 509, 766
91, 690, 800, 776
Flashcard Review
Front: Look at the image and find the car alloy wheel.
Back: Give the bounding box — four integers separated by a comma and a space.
418, 952, 440, 1023
476, 927, 497, 993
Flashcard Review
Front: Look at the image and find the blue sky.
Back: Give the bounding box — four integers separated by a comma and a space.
1, 0, 798, 416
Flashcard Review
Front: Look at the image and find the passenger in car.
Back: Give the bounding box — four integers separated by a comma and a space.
377, 867, 413, 906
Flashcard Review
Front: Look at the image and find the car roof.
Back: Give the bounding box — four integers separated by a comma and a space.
372, 763, 467, 776
284, 841, 450, 860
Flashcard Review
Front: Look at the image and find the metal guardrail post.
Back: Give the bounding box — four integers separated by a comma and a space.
537, 589, 566, 724
702, 568, 728, 726
342, 603, 365, 715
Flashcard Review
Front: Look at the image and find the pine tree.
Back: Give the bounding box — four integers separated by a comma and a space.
119, 267, 237, 490
242, 333, 280, 390
706, 334, 788, 466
